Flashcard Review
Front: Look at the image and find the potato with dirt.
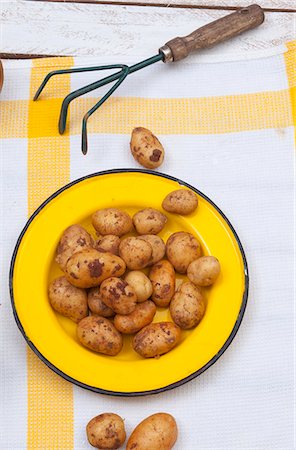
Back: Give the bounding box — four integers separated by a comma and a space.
130, 127, 165, 169
88, 287, 115, 317
95, 235, 120, 255
65, 248, 126, 288
149, 260, 175, 307
124, 271, 153, 302
133, 208, 167, 235
100, 277, 137, 315
55, 224, 94, 272
126, 413, 178, 450
162, 189, 198, 215
133, 322, 181, 358
166, 231, 201, 273
92, 208, 132, 237
48, 276, 88, 322
138, 234, 166, 265
170, 281, 206, 329
86, 413, 126, 449
187, 255, 221, 286
114, 300, 156, 334
119, 236, 152, 270
77, 316, 123, 356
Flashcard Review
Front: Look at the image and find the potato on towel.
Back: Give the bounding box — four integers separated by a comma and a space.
130, 127, 164, 169
126, 413, 178, 450
86, 413, 126, 449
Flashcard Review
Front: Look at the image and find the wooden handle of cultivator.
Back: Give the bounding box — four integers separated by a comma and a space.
160, 4, 264, 62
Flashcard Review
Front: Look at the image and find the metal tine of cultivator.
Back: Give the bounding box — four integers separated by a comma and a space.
33, 64, 128, 101
57, 65, 130, 134
81, 66, 130, 155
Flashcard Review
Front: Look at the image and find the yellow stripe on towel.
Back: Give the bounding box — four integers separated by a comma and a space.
1, 89, 292, 139
70, 90, 292, 135
27, 58, 74, 450
284, 41, 296, 143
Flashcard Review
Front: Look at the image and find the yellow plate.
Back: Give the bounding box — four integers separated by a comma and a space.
10, 170, 248, 396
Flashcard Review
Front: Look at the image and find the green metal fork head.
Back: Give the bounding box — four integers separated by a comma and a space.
34, 54, 163, 155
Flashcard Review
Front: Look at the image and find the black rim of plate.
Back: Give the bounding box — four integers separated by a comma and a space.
9, 169, 249, 397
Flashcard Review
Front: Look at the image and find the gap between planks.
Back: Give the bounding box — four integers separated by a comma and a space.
28, 0, 296, 12
0, 53, 63, 59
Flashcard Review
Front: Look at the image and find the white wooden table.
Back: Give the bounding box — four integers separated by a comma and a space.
1, 3, 295, 450
1, 0, 295, 60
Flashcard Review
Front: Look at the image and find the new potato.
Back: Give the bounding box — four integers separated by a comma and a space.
162, 189, 198, 215
65, 248, 126, 288
119, 236, 152, 270
114, 300, 156, 334
130, 127, 165, 169
77, 316, 123, 356
48, 276, 88, 322
86, 413, 126, 449
170, 281, 206, 329
133, 208, 167, 235
55, 224, 94, 271
100, 277, 137, 315
88, 287, 115, 317
149, 260, 175, 307
127, 413, 178, 450
166, 231, 202, 273
133, 322, 181, 358
124, 271, 153, 302
138, 234, 166, 265
95, 234, 120, 255
92, 208, 132, 237
187, 256, 221, 286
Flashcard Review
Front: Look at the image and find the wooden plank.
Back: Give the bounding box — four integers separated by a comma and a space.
30, 0, 296, 12
1, 1, 295, 59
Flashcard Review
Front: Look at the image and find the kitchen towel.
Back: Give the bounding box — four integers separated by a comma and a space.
0, 41, 295, 449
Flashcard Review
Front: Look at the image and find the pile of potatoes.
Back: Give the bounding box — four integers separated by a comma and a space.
48, 188, 220, 359
86, 411, 178, 450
